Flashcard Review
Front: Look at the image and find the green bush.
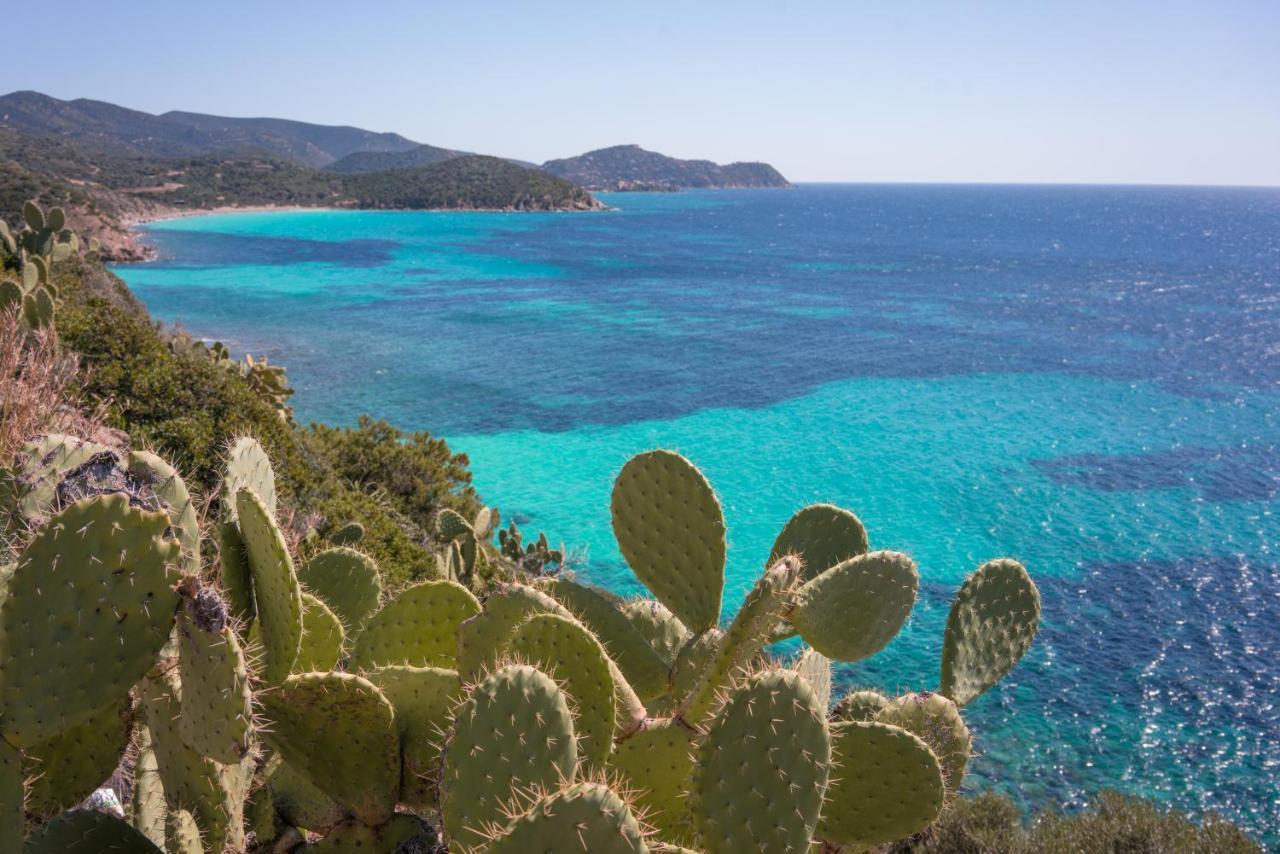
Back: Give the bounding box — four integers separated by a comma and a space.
894, 790, 1260, 853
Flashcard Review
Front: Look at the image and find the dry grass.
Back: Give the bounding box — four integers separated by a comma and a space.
0, 305, 119, 465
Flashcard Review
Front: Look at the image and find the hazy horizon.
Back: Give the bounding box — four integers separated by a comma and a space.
7, 1, 1279, 186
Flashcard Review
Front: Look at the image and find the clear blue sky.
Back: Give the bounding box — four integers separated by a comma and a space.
7, 1, 1279, 185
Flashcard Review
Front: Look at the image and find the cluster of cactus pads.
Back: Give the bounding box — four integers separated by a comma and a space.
170, 339, 296, 423
1, 202, 97, 331
0, 437, 1040, 852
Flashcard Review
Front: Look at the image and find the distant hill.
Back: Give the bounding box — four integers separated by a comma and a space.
541, 144, 790, 190
326, 143, 469, 174
0, 91, 420, 167
344, 155, 600, 211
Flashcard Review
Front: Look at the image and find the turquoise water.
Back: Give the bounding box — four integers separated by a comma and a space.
116, 186, 1280, 840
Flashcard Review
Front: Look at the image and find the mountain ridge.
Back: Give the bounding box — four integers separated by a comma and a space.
541, 144, 790, 190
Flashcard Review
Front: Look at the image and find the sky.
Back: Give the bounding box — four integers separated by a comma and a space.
5, 1, 1279, 185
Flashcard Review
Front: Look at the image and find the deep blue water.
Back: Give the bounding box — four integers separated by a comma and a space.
116, 185, 1280, 841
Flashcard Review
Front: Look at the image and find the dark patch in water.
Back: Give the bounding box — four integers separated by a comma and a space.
1033, 445, 1280, 502
147, 230, 398, 268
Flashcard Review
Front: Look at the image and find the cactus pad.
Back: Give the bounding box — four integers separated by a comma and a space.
622, 598, 690, 667
299, 547, 382, 636
832, 688, 889, 722
670, 628, 723, 707
25, 810, 164, 853
132, 725, 166, 846
366, 664, 461, 809
267, 756, 349, 833
127, 450, 200, 574
546, 577, 670, 701
876, 691, 972, 793
295, 592, 347, 672
678, 558, 800, 726
1, 494, 179, 746
177, 603, 253, 763
441, 663, 578, 853
328, 520, 365, 546
165, 808, 204, 854
24, 696, 131, 819
352, 579, 480, 671
791, 549, 918, 661
236, 486, 303, 683
455, 583, 570, 680
693, 669, 830, 853
219, 438, 276, 622
940, 558, 1041, 706
609, 718, 699, 845
486, 781, 649, 853
610, 450, 726, 631
769, 503, 869, 582
508, 613, 617, 768
260, 671, 400, 826
435, 507, 473, 539
817, 720, 945, 848
793, 647, 833, 710
0, 738, 20, 853
8, 434, 111, 526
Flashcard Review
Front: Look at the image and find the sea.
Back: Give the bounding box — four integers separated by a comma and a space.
114, 184, 1280, 841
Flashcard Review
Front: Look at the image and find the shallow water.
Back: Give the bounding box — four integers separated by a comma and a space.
116, 185, 1280, 840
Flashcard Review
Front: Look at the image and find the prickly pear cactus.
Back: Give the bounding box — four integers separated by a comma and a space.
817, 720, 945, 849
0, 494, 179, 746
441, 663, 579, 853
507, 613, 617, 768
260, 672, 399, 826
940, 558, 1042, 706
218, 437, 276, 622
435, 507, 474, 540
670, 627, 722, 705
24, 809, 164, 853
165, 807, 204, 854
831, 687, 889, 722
23, 696, 131, 820
0, 738, 20, 853
486, 782, 649, 853
792, 647, 833, 709
692, 669, 830, 853
768, 502, 868, 583
236, 485, 302, 683
132, 725, 166, 846
790, 549, 919, 661
621, 598, 690, 667
678, 557, 800, 726
609, 718, 699, 845
299, 546, 382, 636
327, 520, 365, 547
455, 583, 571, 680
4, 434, 110, 532
545, 577, 670, 701
295, 592, 347, 672
351, 579, 480, 671
127, 450, 200, 574
366, 665, 461, 809
876, 691, 972, 793
311, 815, 437, 852
176, 597, 253, 763
611, 450, 726, 632
266, 756, 348, 834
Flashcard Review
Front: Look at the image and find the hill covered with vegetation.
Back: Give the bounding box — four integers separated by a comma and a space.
542, 144, 791, 190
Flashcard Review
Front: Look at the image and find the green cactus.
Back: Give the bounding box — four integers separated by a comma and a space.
441, 663, 579, 854
498, 522, 563, 574
23, 696, 131, 820
435, 507, 474, 540
0, 494, 179, 746
876, 691, 973, 793
176, 594, 253, 763
609, 718, 699, 845
25, 809, 164, 853
4, 433, 111, 529
295, 591, 347, 672
0, 738, 21, 853
486, 781, 649, 853
789, 549, 919, 661
768, 502, 869, 583
792, 647, 833, 709
611, 449, 726, 631
676, 557, 800, 727
327, 519, 365, 546
544, 576, 670, 701
266, 756, 348, 834
455, 582, 572, 680
831, 687, 890, 722
693, 668, 831, 853
259, 672, 400, 826
132, 725, 167, 846
236, 485, 303, 683
218, 437, 277, 622
817, 720, 946, 848
941, 557, 1042, 706
164, 807, 204, 854
621, 598, 690, 667
310, 815, 437, 853
298, 546, 383, 637
352, 579, 480, 671
127, 450, 200, 574
506, 612, 617, 768
365, 664, 461, 809
669, 627, 723, 706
